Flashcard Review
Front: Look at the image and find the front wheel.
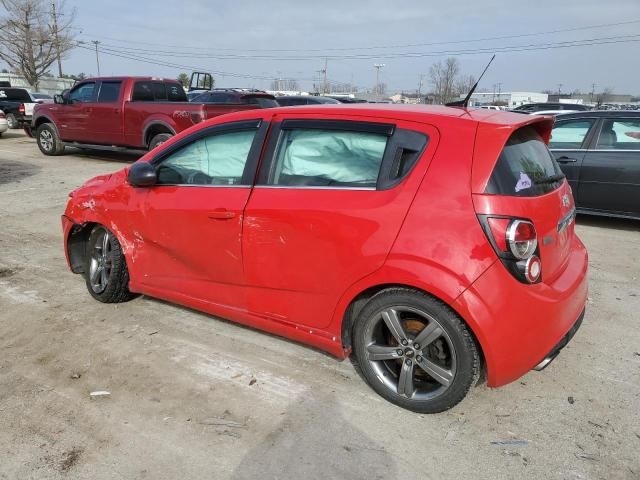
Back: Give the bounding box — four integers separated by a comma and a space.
84, 225, 136, 303
353, 288, 480, 413
36, 123, 65, 156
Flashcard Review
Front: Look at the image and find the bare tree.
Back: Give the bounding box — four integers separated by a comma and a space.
429, 57, 460, 104
455, 74, 476, 97
270, 78, 299, 91
0, 0, 76, 89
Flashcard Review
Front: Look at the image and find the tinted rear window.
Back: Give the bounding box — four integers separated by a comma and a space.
244, 96, 278, 108
485, 126, 564, 197
0, 88, 32, 102
132, 82, 186, 102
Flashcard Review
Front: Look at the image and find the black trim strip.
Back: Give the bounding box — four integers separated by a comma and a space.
281, 119, 394, 136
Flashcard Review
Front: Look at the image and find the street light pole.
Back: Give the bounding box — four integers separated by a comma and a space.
92, 40, 101, 76
374, 63, 385, 95
51, 2, 63, 77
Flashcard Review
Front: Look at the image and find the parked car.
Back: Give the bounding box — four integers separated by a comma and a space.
30, 92, 54, 104
30, 77, 270, 155
511, 103, 590, 114
0, 87, 37, 128
0, 110, 8, 136
549, 111, 640, 219
276, 95, 340, 106
61, 105, 587, 413
327, 96, 368, 104
189, 89, 278, 108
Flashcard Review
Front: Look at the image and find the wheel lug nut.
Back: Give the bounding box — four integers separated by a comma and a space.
414, 343, 420, 350
416, 356, 423, 362
401, 339, 408, 346
396, 349, 403, 356
405, 359, 412, 366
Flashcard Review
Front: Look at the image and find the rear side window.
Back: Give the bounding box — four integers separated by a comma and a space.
98, 81, 122, 103
548, 119, 595, 149
132, 82, 186, 102
486, 126, 564, 197
132, 82, 154, 101
0, 88, 32, 102
166, 83, 186, 101
596, 119, 640, 150
268, 129, 388, 187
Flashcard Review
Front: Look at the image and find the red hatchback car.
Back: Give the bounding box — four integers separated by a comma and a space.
62, 105, 588, 413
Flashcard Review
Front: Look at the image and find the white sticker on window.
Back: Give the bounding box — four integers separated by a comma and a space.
515, 172, 532, 192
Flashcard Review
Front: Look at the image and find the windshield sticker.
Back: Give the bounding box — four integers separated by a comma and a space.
515, 172, 532, 192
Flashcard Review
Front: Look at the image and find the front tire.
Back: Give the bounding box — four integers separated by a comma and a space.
352, 288, 480, 413
36, 123, 65, 156
84, 225, 136, 303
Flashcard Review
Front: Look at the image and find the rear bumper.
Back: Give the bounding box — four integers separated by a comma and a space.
453, 235, 588, 387
533, 308, 584, 371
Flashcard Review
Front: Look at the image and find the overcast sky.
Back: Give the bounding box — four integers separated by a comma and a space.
58, 0, 640, 94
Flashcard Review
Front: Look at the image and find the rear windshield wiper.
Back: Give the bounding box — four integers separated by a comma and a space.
534, 173, 565, 185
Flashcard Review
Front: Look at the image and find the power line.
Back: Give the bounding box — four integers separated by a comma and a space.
78, 18, 640, 54
80, 33, 640, 61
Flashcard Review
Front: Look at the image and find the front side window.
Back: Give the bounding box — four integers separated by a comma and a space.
156, 129, 257, 185
486, 126, 564, 197
596, 119, 640, 150
548, 119, 595, 149
69, 83, 96, 103
97, 81, 122, 103
268, 128, 388, 187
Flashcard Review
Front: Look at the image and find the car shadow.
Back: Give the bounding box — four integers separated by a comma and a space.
575, 214, 640, 232
229, 391, 398, 480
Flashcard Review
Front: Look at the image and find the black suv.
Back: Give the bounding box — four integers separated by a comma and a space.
189, 89, 278, 108
276, 95, 340, 106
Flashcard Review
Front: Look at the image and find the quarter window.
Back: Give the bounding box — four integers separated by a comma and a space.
596, 119, 640, 150
156, 129, 258, 186
549, 120, 595, 149
268, 129, 388, 187
69, 83, 96, 103
97, 81, 122, 103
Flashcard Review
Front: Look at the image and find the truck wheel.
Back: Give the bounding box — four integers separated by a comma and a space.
6, 113, 19, 129
36, 123, 65, 156
149, 133, 172, 150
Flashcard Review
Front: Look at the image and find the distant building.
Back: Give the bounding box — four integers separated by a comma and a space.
466, 91, 548, 107
0, 73, 75, 95
548, 93, 634, 105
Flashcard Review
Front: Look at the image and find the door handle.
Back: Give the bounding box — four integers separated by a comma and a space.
557, 156, 577, 163
208, 209, 236, 220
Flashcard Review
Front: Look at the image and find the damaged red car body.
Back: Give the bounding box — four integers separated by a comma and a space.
62, 105, 588, 413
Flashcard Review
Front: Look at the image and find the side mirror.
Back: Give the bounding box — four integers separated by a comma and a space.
128, 162, 157, 187
53, 94, 65, 104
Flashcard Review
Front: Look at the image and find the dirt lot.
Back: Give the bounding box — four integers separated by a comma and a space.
0, 130, 638, 480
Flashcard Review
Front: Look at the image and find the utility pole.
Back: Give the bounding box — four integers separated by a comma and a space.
92, 40, 101, 76
320, 58, 328, 95
557, 83, 563, 95
497, 82, 502, 103
492, 84, 496, 103
417, 74, 424, 103
51, 2, 62, 77
590, 83, 596, 104
373, 63, 385, 95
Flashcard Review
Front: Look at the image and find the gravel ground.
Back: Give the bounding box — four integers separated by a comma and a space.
0, 130, 638, 480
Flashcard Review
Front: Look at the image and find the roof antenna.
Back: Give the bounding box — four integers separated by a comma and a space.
446, 55, 496, 108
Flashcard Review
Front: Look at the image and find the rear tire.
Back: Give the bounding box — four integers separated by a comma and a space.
149, 133, 172, 150
36, 123, 65, 156
6, 113, 19, 129
352, 288, 480, 413
84, 225, 136, 303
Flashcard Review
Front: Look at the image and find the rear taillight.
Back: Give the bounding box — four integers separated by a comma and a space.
479, 215, 541, 284
0, 111, 5, 119
18, 103, 25, 114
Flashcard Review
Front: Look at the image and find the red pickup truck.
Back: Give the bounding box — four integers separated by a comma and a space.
30, 76, 272, 155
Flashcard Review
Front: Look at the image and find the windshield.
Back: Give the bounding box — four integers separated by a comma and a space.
485, 126, 565, 197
